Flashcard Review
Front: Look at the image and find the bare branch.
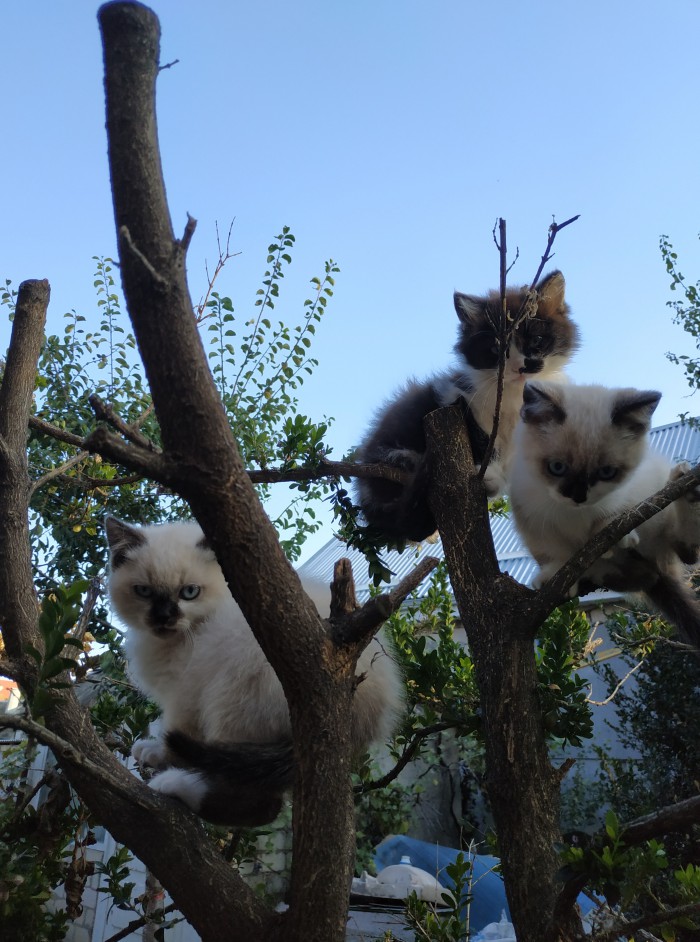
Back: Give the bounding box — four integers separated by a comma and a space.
29, 451, 88, 499
355, 722, 453, 794
332, 556, 440, 645
0, 714, 154, 808
329, 558, 359, 619
84, 426, 174, 483
89, 393, 159, 450
28, 415, 86, 448
528, 214, 580, 290
590, 901, 700, 942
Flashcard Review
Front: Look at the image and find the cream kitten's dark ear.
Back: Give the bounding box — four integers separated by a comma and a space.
520, 382, 566, 425
453, 292, 484, 325
535, 270, 566, 315
611, 390, 661, 436
105, 516, 145, 567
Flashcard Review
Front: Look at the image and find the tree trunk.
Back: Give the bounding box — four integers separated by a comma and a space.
425, 403, 582, 942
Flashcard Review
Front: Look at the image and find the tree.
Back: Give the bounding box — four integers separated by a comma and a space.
2, 4, 700, 941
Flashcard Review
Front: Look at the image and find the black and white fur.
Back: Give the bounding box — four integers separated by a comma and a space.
356, 271, 580, 543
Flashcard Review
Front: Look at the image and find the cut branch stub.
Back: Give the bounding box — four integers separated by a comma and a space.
330, 558, 358, 619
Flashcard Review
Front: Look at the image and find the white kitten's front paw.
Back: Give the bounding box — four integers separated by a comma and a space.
672, 461, 700, 502
132, 737, 169, 770
149, 768, 207, 813
616, 529, 640, 550
484, 463, 507, 498
533, 564, 577, 598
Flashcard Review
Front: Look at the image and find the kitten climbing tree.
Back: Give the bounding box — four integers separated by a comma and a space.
2, 4, 700, 942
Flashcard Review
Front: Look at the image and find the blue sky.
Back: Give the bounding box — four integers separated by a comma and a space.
3, 0, 700, 561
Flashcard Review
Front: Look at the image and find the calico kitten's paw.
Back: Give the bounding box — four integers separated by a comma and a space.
149, 768, 207, 813
132, 737, 169, 770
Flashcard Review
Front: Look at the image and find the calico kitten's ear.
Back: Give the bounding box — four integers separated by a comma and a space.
611, 389, 661, 436
453, 292, 484, 325
105, 516, 145, 567
520, 382, 567, 425
535, 270, 567, 315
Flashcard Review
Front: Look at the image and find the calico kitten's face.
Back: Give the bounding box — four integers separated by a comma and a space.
453, 270, 579, 383
517, 382, 661, 507
106, 517, 230, 639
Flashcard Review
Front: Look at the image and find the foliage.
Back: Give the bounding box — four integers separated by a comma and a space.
0, 742, 81, 942
1, 230, 340, 937
404, 852, 473, 942
660, 234, 700, 409
535, 601, 594, 748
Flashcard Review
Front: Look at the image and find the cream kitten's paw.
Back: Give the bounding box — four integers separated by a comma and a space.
484, 461, 507, 498
616, 529, 640, 550
149, 768, 207, 813
672, 461, 700, 502
132, 737, 169, 770
533, 564, 577, 598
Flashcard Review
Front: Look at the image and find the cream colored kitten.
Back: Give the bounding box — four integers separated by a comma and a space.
106, 517, 404, 823
509, 382, 700, 649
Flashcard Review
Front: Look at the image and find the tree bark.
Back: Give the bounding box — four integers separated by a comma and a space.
425, 402, 582, 942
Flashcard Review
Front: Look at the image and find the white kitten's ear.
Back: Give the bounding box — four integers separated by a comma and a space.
453, 292, 484, 325
611, 390, 661, 436
520, 382, 566, 425
535, 270, 566, 314
105, 516, 145, 566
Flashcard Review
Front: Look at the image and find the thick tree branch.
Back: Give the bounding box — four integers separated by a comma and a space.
0, 279, 50, 685
96, 5, 368, 939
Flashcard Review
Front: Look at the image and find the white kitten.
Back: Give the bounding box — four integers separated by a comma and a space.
106, 517, 404, 823
509, 382, 700, 649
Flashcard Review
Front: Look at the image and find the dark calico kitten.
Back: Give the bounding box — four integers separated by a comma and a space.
355, 271, 580, 542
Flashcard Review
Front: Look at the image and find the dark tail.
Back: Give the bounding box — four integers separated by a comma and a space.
166, 731, 295, 790
646, 575, 700, 652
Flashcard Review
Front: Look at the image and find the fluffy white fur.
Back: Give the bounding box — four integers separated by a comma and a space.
106, 518, 404, 809
510, 382, 700, 596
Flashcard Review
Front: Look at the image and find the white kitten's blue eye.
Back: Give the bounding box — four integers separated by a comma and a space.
133, 585, 153, 599
598, 466, 618, 481
547, 460, 568, 477
179, 584, 201, 601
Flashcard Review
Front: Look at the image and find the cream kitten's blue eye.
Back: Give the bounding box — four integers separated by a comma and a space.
598, 465, 618, 481
179, 584, 201, 601
133, 585, 153, 599
547, 460, 568, 477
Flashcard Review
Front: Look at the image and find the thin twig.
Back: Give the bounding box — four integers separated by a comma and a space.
354, 722, 453, 794
29, 451, 88, 499
119, 225, 166, 286
528, 214, 580, 290
103, 904, 179, 942
590, 901, 700, 942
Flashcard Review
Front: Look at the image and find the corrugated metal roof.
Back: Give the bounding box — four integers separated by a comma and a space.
298, 419, 700, 600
